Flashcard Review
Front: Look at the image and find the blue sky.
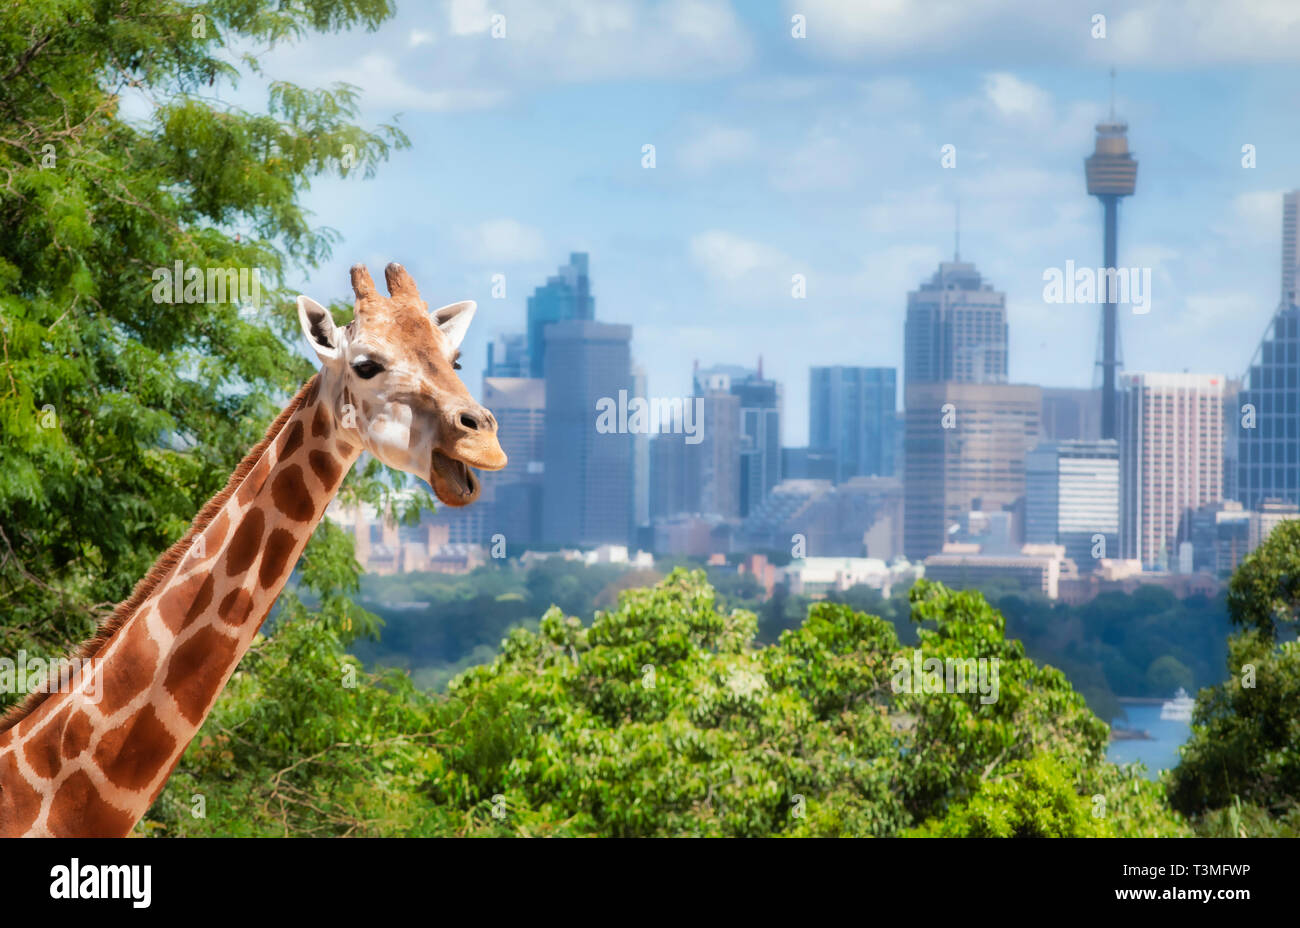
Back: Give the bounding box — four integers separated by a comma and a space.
235, 0, 1300, 445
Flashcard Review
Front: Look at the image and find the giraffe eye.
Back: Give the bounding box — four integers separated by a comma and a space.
453, 360, 462, 370
352, 359, 384, 379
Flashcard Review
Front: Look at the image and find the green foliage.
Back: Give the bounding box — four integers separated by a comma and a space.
148, 571, 1191, 836
1166, 630, 1300, 821
1225, 519, 1300, 641
0, 0, 413, 714
908, 754, 1105, 837
1166, 521, 1300, 835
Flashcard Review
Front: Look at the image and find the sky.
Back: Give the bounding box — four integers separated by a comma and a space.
214, 0, 1300, 446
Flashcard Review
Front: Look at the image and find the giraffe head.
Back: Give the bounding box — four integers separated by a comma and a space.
296, 262, 506, 507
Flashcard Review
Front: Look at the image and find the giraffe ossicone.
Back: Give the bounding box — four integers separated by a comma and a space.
0, 262, 504, 837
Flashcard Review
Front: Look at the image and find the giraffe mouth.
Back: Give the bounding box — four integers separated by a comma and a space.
430, 449, 480, 507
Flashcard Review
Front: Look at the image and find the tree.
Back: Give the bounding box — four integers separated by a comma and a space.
416, 572, 1185, 837
0, 0, 415, 717
1224, 519, 1300, 642
1168, 521, 1300, 831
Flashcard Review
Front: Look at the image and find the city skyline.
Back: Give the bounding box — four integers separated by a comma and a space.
204, 1, 1300, 448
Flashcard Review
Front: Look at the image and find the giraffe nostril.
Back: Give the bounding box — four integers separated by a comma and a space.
459, 413, 479, 431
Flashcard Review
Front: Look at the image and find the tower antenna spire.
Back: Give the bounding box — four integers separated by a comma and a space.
1109, 66, 1116, 121
954, 199, 960, 262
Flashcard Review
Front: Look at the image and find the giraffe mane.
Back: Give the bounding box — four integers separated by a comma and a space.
0, 374, 319, 733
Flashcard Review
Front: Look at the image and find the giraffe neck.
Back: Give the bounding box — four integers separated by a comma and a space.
0, 374, 361, 836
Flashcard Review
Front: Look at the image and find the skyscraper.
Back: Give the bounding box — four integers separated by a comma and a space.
1084, 75, 1139, 440
1118, 372, 1224, 569
1236, 307, 1300, 509
902, 382, 1041, 560
693, 389, 742, 518
810, 366, 896, 482
1283, 190, 1298, 306
650, 431, 693, 521
481, 376, 545, 545
1235, 192, 1300, 510
541, 320, 633, 546
734, 374, 782, 517
632, 363, 650, 529
527, 252, 594, 377
693, 363, 782, 517
904, 260, 1008, 390
1025, 439, 1120, 570
484, 332, 529, 379
1040, 387, 1102, 441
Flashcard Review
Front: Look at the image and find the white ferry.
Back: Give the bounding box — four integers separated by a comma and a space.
1160, 687, 1195, 722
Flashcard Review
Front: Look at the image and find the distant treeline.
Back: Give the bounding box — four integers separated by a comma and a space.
351, 560, 1230, 721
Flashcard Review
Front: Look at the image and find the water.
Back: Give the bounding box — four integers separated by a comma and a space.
1106, 703, 1192, 778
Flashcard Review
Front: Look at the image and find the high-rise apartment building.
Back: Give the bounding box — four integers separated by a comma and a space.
1040, 387, 1102, 442
1025, 439, 1119, 570
810, 366, 896, 482
1283, 190, 1298, 306
481, 377, 545, 545
1237, 193, 1300, 510
1118, 372, 1224, 569
694, 390, 742, 519
904, 260, 1008, 390
632, 363, 650, 528
484, 332, 529, 379
527, 253, 594, 377
902, 382, 1041, 560
692, 363, 782, 517
541, 320, 633, 546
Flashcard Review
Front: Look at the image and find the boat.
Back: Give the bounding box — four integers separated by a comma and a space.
1160, 687, 1195, 722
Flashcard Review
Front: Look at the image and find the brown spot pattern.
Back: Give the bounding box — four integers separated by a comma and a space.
236, 452, 273, 505
0, 752, 42, 835
312, 403, 330, 437
21, 706, 67, 779
309, 450, 341, 488
271, 465, 315, 521
97, 617, 160, 717
226, 508, 265, 577
62, 710, 93, 759
46, 769, 135, 838
93, 704, 177, 792
279, 419, 304, 459
218, 589, 254, 626
259, 529, 297, 589
158, 572, 214, 634
163, 626, 240, 726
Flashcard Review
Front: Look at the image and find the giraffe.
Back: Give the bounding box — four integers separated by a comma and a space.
0, 262, 505, 836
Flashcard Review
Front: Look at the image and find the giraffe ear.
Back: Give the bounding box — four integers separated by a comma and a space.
298, 295, 343, 363
432, 300, 477, 355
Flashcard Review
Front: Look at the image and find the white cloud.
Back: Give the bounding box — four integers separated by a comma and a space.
321, 54, 506, 112
679, 126, 758, 173
408, 30, 435, 47
787, 0, 1300, 66
438, 0, 751, 87
690, 231, 789, 281
983, 72, 1052, 123
455, 219, 546, 264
